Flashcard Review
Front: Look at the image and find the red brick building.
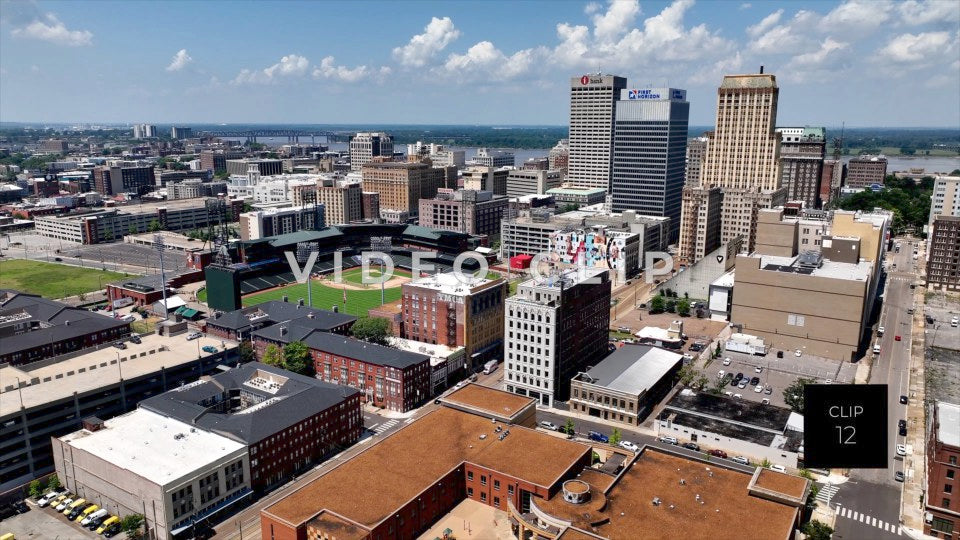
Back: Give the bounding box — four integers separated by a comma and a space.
205, 300, 356, 342
926, 401, 960, 538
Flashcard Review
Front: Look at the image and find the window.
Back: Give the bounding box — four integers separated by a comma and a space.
508, 485, 514, 496
944, 498, 952, 508
931, 516, 955, 534
467, 487, 474, 497
467, 471, 473, 481
481, 475, 487, 486
481, 492, 487, 502
494, 496, 500, 508
947, 484, 954, 494
951, 456, 958, 465
494, 480, 500, 491
948, 470, 956, 479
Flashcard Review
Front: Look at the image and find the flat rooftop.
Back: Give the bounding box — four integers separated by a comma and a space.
60, 409, 244, 485
405, 271, 495, 295
442, 383, 534, 419
755, 254, 873, 281
937, 401, 960, 447
0, 332, 231, 417
579, 345, 683, 395
388, 337, 462, 361
557, 448, 802, 540
663, 391, 793, 433
263, 405, 590, 529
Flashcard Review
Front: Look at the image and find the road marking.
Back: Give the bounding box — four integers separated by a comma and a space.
404, 417, 416, 424
367, 422, 379, 430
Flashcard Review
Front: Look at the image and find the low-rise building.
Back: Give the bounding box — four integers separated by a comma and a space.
389, 337, 466, 395
846, 154, 888, 189
225, 158, 283, 177
418, 189, 509, 239
925, 401, 960, 537
658, 390, 806, 468
506, 169, 563, 198
238, 204, 325, 240
547, 186, 607, 208
462, 166, 509, 196
204, 300, 356, 342
570, 344, 683, 427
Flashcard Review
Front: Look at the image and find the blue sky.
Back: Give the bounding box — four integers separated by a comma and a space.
1, 0, 958, 127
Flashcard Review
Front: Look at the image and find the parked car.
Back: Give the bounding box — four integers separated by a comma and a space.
764, 386, 773, 395
11, 501, 28, 514
55, 497, 74, 512
926, 315, 935, 324
619, 440, 640, 452
130, 335, 141, 344
769, 464, 787, 473
103, 523, 123, 537
657, 436, 678, 445
896, 444, 907, 457
754, 385, 764, 393
895, 335, 902, 341
795, 349, 802, 357
731, 456, 750, 465
750, 377, 761, 386
201, 345, 218, 354
895, 471, 905, 482
588, 431, 609, 443
733, 393, 743, 399
899, 419, 907, 429
754, 365, 763, 373
734, 372, 744, 381
737, 381, 748, 389
37, 491, 62, 507
730, 378, 740, 387
900, 395, 909, 404
113, 342, 126, 350
682, 442, 700, 451
708, 449, 728, 459
877, 326, 885, 336
540, 421, 558, 431
722, 358, 731, 366
186, 331, 203, 340
761, 398, 771, 405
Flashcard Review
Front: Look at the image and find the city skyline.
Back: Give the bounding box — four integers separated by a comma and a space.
1, 0, 958, 127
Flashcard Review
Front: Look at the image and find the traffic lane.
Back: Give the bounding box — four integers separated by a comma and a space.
832, 478, 902, 540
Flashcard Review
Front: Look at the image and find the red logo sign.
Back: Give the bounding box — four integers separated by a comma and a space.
580, 75, 590, 85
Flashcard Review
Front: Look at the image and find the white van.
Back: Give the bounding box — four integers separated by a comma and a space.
769, 464, 787, 473
731, 456, 750, 465
82, 508, 109, 527
873, 342, 881, 354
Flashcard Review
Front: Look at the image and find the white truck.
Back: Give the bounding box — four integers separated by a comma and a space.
725, 333, 767, 355
482, 360, 498, 375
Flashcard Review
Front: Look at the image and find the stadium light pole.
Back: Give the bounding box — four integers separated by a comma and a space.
155, 234, 168, 320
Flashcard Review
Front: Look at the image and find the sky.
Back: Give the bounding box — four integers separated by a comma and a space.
0, 0, 958, 127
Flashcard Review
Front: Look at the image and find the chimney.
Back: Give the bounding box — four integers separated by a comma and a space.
280, 326, 287, 336
760, 65, 764, 74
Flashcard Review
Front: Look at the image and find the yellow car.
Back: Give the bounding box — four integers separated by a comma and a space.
97, 516, 120, 535
63, 498, 85, 515
76, 504, 99, 522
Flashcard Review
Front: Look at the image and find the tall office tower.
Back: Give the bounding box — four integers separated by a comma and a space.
567, 74, 628, 191
679, 72, 782, 258
170, 126, 194, 139
360, 162, 443, 222
504, 267, 610, 407
132, 124, 157, 139
678, 186, 723, 264
776, 127, 826, 208
549, 139, 570, 175
349, 132, 394, 171
685, 136, 709, 187
611, 88, 689, 243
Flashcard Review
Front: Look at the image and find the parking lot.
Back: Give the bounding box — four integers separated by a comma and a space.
707, 348, 857, 408
1, 232, 187, 273
923, 300, 960, 351
1, 501, 101, 539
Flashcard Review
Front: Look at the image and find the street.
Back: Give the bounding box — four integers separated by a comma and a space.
832, 240, 919, 540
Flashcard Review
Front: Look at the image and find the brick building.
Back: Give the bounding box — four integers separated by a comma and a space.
361, 162, 443, 222
926, 401, 960, 537
402, 272, 507, 370
93, 164, 156, 196
926, 216, 960, 292
200, 149, 245, 173
846, 155, 888, 189
205, 300, 356, 342
418, 189, 509, 239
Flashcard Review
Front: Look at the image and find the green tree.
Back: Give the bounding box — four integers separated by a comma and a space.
128, 224, 138, 235
237, 340, 255, 364
559, 203, 579, 213
610, 428, 622, 446
801, 520, 834, 540
147, 219, 162, 232
665, 299, 677, 313
761, 458, 772, 468
121, 513, 145, 539
350, 317, 392, 345
677, 298, 691, 317
103, 229, 114, 242
783, 377, 816, 413
46, 475, 61, 492
262, 344, 283, 367
28, 479, 43, 498
649, 294, 665, 313
283, 341, 312, 375
564, 418, 576, 436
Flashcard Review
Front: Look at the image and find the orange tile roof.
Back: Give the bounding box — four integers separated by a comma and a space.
264, 405, 589, 528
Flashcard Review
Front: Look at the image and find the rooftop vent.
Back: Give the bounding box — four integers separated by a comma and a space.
652, 497, 661, 506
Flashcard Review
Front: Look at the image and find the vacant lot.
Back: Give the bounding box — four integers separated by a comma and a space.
0, 259, 130, 299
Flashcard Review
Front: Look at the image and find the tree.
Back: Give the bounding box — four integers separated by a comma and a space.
104, 229, 114, 242
147, 219, 162, 232
564, 418, 576, 436
761, 458, 771, 468
714, 342, 722, 358
262, 344, 283, 367
610, 428, 622, 446
350, 317, 392, 345
801, 520, 834, 540
28, 479, 43, 498
46, 475, 61, 492
237, 341, 255, 364
665, 299, 677, 313
677, 298, 691, 317
128, 224, 138, 235
649, 294, 665, 314
783, 377, 816, 413
283, 341, 313, 375
121, 513, 145, 539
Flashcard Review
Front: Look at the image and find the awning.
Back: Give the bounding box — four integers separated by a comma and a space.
170, 490, 253, 536
181, 308, 199, 319
470, 340, 502, 358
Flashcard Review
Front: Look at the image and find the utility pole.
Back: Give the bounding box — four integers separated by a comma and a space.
155, 234, 168, 320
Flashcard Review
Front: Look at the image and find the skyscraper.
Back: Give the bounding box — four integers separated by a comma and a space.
679, 72, 782, 259
567, 74, 627, 191
776, 127, 826, 208
685, 135, 709, 187
349, 132, 394, 171
611, 87, 689, 242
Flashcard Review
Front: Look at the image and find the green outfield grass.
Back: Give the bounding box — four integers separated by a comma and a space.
0, 259, 131, 299
242, 278, 403, 317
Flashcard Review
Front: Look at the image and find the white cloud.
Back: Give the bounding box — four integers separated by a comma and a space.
591, 0, 641, 43
739, 3, 752, 10
392, 16, 460, 67
821, 0, 892, 33
792, 37, 849, 66
877, 31, 955, 63
11, 13, 92, 47
748, 10, 816, 53
313, 56, 385, 83
166, 49, 193, 72
898, 0, 960, 26
746, 9, 783, 38
442, 41, 543, 79
232, 54, 309, 84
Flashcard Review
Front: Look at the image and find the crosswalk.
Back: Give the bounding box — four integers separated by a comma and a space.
836, 505, 901, 536
368, 419, 399, 433
815, 484, 839, 505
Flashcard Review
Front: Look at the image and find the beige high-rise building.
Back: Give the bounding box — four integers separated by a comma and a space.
678, 186, 723, 264
567, 74, 627, 191
360, 162, 443, 222
684, 135, 709, 187
720, 187, 788, 252
930, 175, 960, 224
350, 132, 394, 171
307, 181, 363, 225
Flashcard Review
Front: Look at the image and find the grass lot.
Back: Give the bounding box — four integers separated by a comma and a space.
243, 279, 402, 317
0, 259, 130, 299
197, 287, 207, 303
340, 266, 411, 287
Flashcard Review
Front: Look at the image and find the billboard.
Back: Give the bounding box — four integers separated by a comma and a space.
547, 229, 630, 274
624, 88, 687, 101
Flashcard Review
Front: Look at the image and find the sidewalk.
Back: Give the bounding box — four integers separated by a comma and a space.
900, 278, 929, 534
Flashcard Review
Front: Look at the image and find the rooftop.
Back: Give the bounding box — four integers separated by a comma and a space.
262, 404, 591, 529
547, 187, 608, 195
937, 401, 960, 447
0, 332, 230, 416
663, 391, 794, 433
388, 337, 463, 361
60, 408, 245, 486
299, 332, 430, 370
405, 271, 496, 295
578, 345, 683, 394
442, 383, 535, 420
207, 300, 356, 332
754, 253, 873, 282
34, 197, 231, 221
140, 362, 358, 444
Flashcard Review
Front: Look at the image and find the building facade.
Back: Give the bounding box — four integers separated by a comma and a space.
547, 186, 607, 208
567, 74, 627, 191
350, 132, 394, 171
678, 186, 723, 264
402, 273, 507, 370
720, 187, 788, 254
472, 148, 514, 168
361, 162, 443, 222
238, 205, 325, 240
930, 176, 960, 224
225, 159, 284, 177
927, 216, 960, 292
925, 401, 960, 538
611, 87, 689, 243
685, 136, 708, 187
418, 189, 509, 238
846, 155, 888, 189
462, 166, 508, 196
505, 268, 611, 406
548, 139, 569, 174
506, 169, 563, 198
93, 165, 156, 196
776, 127, 826, 208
